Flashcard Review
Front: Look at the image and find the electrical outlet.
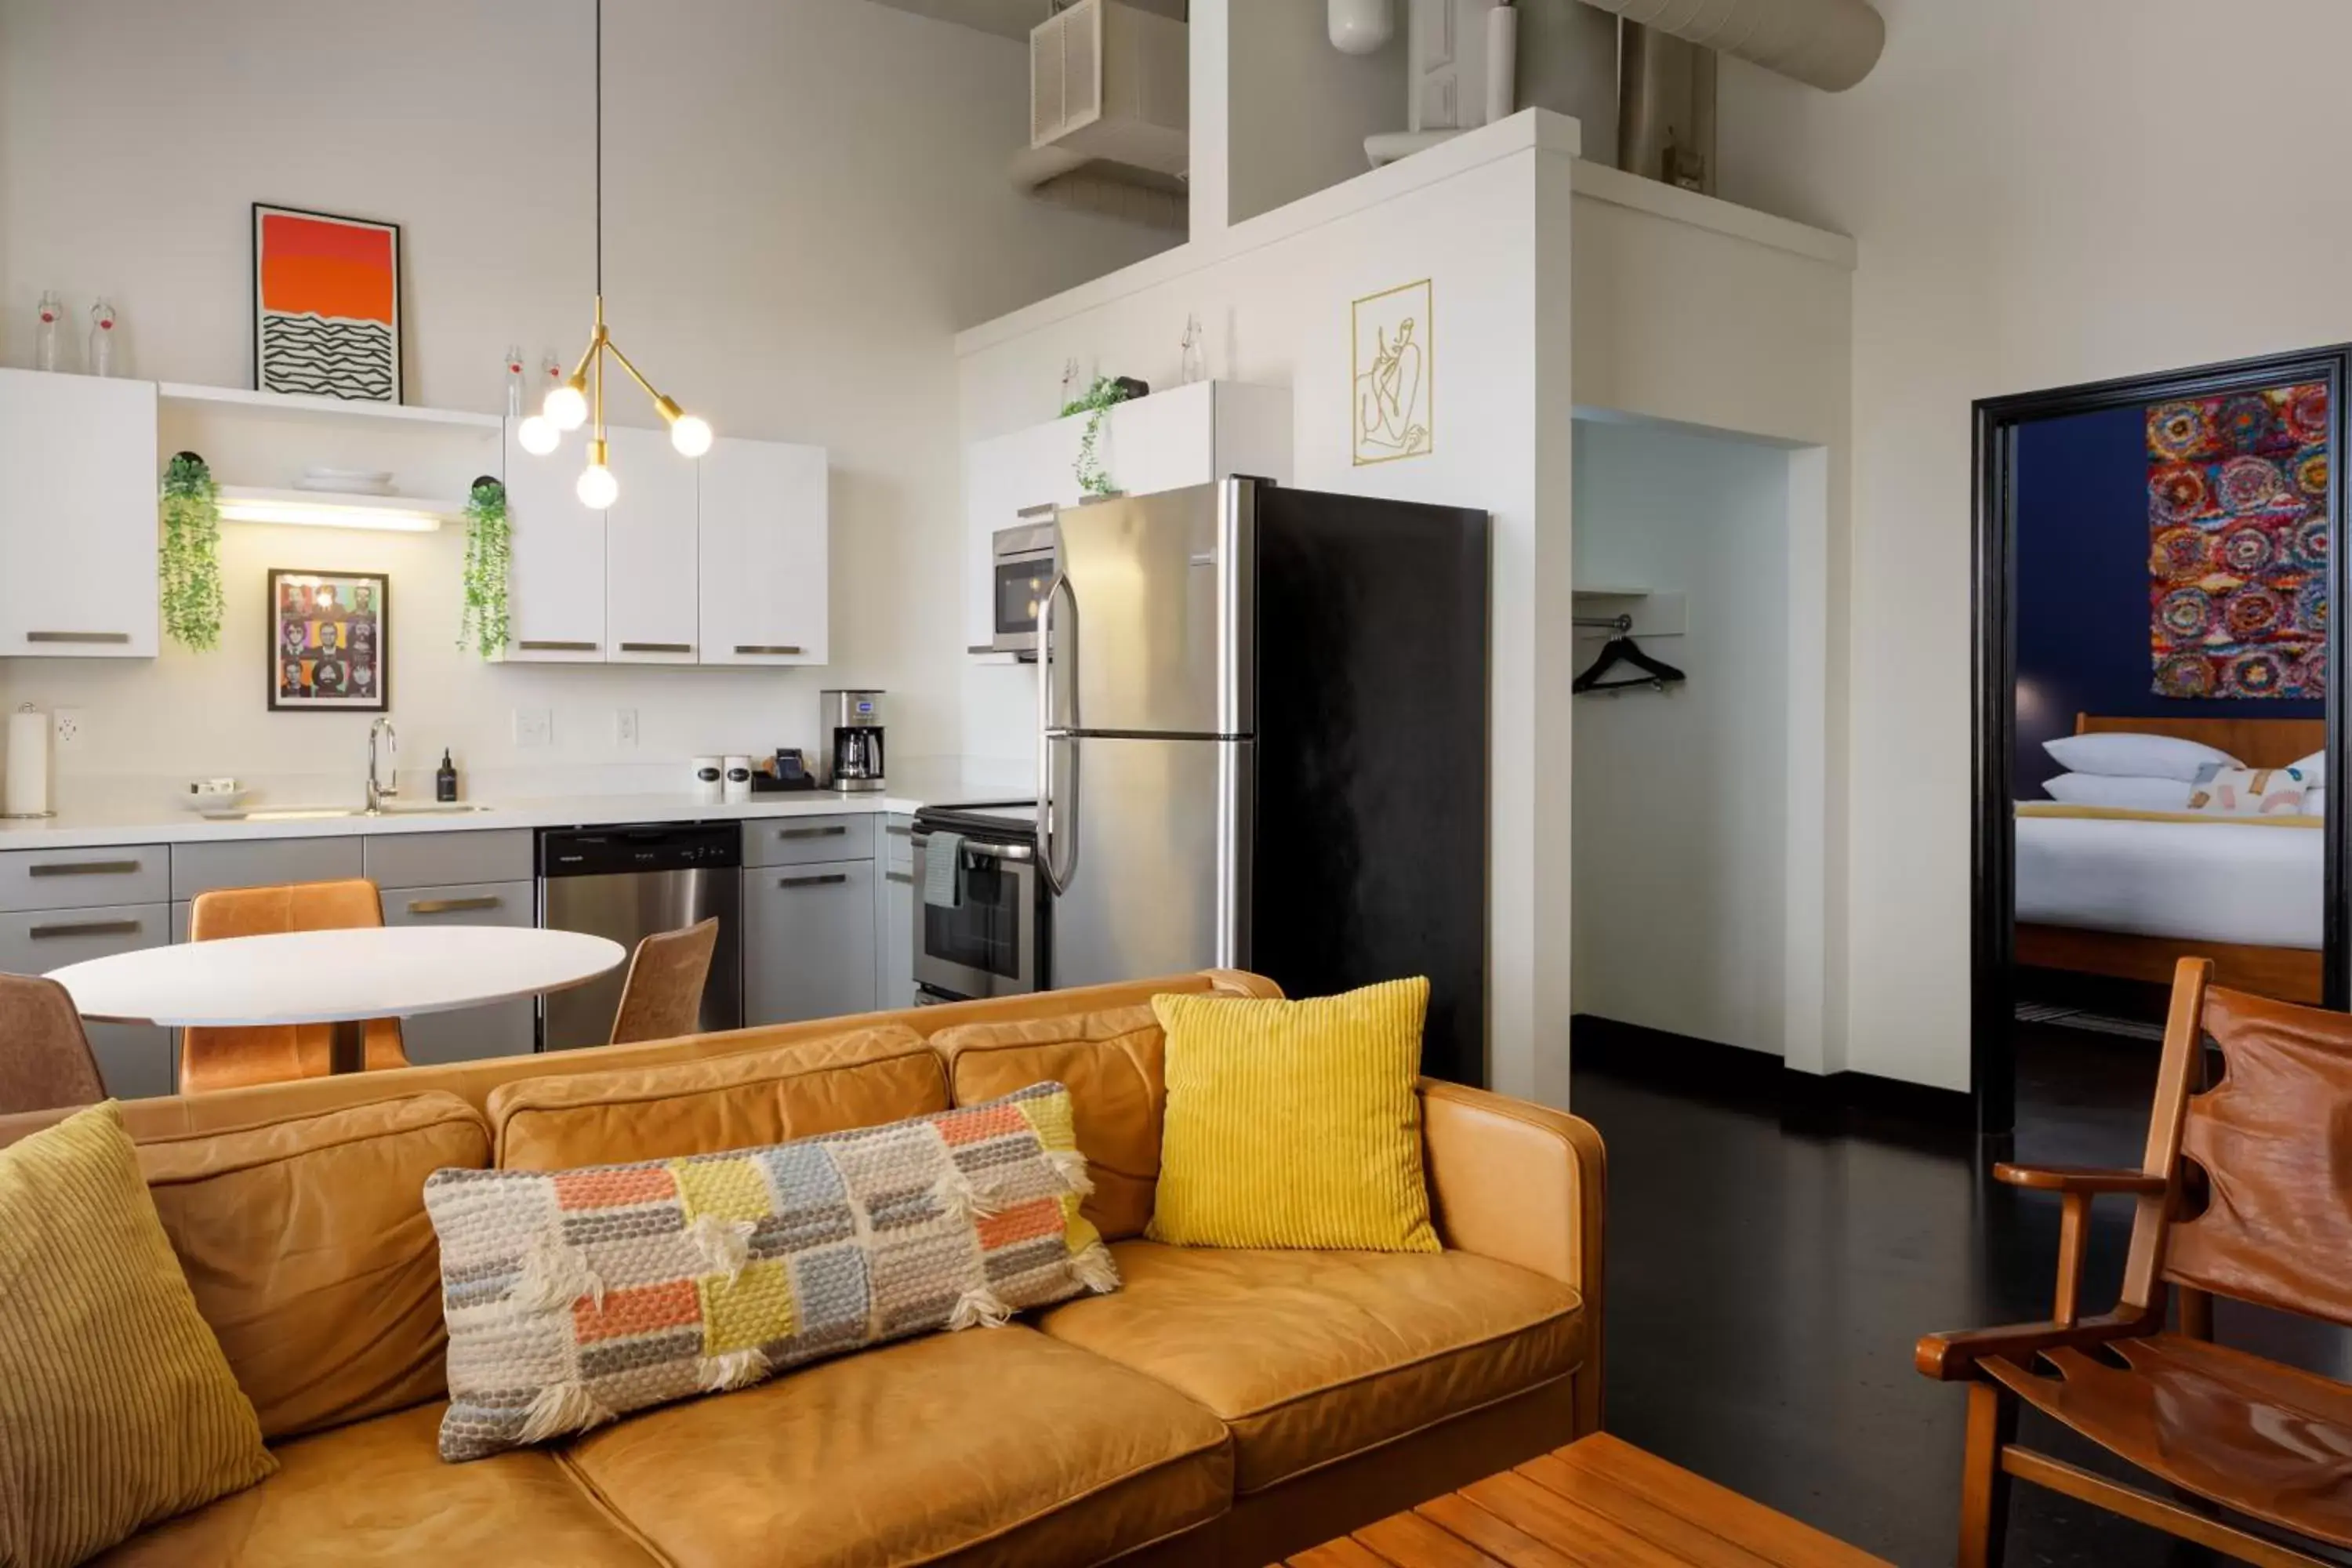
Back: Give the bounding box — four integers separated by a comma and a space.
52, 709, 84, 747
513, 708, 554, 749
614, 708, 639, 747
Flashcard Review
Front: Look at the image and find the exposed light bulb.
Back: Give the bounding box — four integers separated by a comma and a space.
544, 379, 589, 432
575, 462, 619, 510
669, 414, 713, 458
517, 414, 561, 456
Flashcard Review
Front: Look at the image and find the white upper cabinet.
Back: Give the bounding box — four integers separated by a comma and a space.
699, 437, 828, 666
962, 382, 1291, 656
502, 419, 606, 662
603, 425, 700, 664
0, 370, 158, 657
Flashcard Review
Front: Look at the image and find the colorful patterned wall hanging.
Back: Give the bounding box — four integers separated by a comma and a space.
252, 204, 401, 403
2148, 383, 2329, 699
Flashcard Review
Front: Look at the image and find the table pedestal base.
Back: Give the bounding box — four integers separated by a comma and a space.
329, 1018, 365, 1076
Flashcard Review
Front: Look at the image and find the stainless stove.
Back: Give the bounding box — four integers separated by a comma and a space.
909, 800, 1046, 1003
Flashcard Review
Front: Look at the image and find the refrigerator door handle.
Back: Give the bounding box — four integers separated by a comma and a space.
1036, 570, 1081, 896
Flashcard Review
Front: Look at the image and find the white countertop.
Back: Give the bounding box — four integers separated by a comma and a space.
0, 764, 1036, 853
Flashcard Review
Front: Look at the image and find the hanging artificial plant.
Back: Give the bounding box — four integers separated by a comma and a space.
1062, 374, 1135, 498
459, 474, 512, 659
159, 451, 224, 652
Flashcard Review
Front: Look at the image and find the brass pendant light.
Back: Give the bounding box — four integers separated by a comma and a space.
515, 0, 709, 508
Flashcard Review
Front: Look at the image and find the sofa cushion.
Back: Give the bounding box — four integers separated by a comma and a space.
136, 1091, 491, 1439
934, 1004, 1164, 1239
559, 1324, 1232, 1568
87, 1402, 660, 1566
1037, 1240, 1584, 1494
491, 1024, 943, 1171
430, 1081, 1116, 1462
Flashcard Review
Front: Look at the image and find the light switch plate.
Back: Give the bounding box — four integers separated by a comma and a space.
614, 708, 638, 747
513, 709, 554, 749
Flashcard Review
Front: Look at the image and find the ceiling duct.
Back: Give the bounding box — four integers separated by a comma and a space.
1574, 0, 1885, 93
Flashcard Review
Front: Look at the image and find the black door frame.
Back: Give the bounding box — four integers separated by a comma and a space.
1973, 344, 2352, 1142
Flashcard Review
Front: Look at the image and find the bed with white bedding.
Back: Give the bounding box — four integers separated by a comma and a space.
2015, 806, 2321, 950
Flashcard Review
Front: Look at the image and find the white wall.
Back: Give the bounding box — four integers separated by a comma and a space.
957, 114, 1581, 1104
0, 0, 1169, 801
1571, 419, 1790, 1054
1712, 0, 2352, 1090
1226, 0, 1405, 224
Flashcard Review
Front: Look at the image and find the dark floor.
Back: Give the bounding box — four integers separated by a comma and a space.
1570, 1020, 2351, 1568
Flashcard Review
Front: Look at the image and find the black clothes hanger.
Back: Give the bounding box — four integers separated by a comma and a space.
1572, 632, 1686, 695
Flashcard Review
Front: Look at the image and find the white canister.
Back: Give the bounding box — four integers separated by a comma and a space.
722, 755, 753, 804
1486, 2, 1519, 125
691, 755, 724, 805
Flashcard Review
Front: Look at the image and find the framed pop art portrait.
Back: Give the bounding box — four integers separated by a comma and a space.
269, 568, 388, 712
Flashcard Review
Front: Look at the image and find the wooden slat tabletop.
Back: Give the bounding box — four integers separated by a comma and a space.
1285, 1434, 1892, 1568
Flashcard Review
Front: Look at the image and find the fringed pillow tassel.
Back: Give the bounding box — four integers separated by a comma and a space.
1069, 1240, 1121, 1296
515, 1379, 616, 1445
696, 1348, 770, 1394
946, 1285, 1014, 1330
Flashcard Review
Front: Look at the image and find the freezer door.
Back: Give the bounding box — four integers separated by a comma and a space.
1054, 480, 1254, 738
1051, 735, 1252, 989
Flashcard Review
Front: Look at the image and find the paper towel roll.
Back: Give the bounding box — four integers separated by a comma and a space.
5, 706, 49, 818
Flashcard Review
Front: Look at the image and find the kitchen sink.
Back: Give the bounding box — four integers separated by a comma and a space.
214, 803, 496, 822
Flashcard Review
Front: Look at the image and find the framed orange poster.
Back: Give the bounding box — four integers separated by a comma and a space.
252, 203, 401, 403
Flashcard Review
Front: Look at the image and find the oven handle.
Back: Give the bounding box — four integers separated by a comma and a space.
913, 833, 1034, 864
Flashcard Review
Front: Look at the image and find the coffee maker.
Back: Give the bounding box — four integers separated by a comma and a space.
820, 690, 885, 793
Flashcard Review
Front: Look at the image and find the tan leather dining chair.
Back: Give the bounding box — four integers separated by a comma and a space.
180, 878, 408, 1094
0, 972, 108, 1115
608, 916, 720, 1045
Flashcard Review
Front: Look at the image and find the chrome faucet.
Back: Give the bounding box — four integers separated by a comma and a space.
366, 717, 398, 813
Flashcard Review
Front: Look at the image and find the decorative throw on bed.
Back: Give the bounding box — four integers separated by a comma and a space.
2187, 764, 2315, 817
2147, 383, 2329, 700
423, 1081, 1116, 1461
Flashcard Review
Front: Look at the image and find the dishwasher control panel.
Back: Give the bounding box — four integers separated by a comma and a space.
538, 822, 745, 877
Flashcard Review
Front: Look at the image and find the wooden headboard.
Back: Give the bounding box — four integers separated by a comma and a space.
2076, 713, 2325, 770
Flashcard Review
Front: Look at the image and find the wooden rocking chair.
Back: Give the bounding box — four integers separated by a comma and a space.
1918, 957, 2352, 1567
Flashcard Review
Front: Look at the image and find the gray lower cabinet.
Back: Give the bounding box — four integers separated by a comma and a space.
0, 903, 175, 1098
879, 814, 914, 1010
379, 880, 537, 1065
746, 858, 877, 1025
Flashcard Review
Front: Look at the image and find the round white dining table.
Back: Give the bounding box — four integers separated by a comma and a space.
45, 926, 627, 1076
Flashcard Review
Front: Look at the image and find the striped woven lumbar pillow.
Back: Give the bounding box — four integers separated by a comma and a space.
423, 1080, 1116, 1461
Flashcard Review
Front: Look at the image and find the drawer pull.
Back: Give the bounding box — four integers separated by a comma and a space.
27, 630, 131, 644
619, 641, 692, 655
777, 873, 848, 889
408, 896, 500, 915
884, 869, 913, 885
884, 824, 911, 837
29, 860, 143, 878
31, 919, 141, 938
515, 640, 598, 652
775, 825, 848, 840
734, 644, 803, 656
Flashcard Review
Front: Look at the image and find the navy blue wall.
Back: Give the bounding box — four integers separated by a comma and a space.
2013, 405, 2324, 797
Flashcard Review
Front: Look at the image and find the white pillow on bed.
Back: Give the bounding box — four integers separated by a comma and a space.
2289, 750, 2325, 786
2310, 786, 2328, 818
2042, 732, 2240, 782
2042, 773, 2193, 811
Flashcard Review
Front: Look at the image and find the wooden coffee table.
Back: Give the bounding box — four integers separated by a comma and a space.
1284, 1434, 1891, 1566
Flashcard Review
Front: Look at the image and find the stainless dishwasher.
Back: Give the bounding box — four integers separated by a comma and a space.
536, 822, 743, 1051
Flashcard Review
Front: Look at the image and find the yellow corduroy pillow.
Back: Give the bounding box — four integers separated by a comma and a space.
0, 1103, 275, 1568
1147, 977, 1439, 1252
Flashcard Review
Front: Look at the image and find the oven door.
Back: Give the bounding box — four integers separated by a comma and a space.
991, 520, 1058, 655
911, 833, 1039, 999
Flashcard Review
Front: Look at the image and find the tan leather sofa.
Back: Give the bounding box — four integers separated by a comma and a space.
0, 970, 1605, 1567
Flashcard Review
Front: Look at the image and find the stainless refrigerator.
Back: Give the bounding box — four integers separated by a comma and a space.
1038, 477, 1490, 1084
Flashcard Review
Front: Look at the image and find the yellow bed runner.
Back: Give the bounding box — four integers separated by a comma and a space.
2018, 802, 2321, 829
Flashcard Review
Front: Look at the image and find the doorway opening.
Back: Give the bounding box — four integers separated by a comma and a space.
1973, 347, 2350, 1145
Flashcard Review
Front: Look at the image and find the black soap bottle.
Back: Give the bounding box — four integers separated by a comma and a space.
435, 749, 458, 803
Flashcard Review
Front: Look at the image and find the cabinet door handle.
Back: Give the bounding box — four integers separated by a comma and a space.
884, 870, 912, 885
26, 630, 131, 644
734, 644, 803, 656
619, 641, 692, 654
30, 860, 143, 878
407, 895, 500, 915
775, 825, 848, 840
777, 873, 848, 889
31, 918, 142, 938
1016, 503, 1058, 519
515, 640, 599, 652
884, 824, 911, 837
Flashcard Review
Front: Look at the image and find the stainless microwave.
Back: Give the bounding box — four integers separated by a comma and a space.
989, 514, 1058, 657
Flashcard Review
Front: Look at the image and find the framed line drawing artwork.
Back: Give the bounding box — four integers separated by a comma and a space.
1352, 278, 1432, 466
252, 203, 402, 403
269, 568, 389, 712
